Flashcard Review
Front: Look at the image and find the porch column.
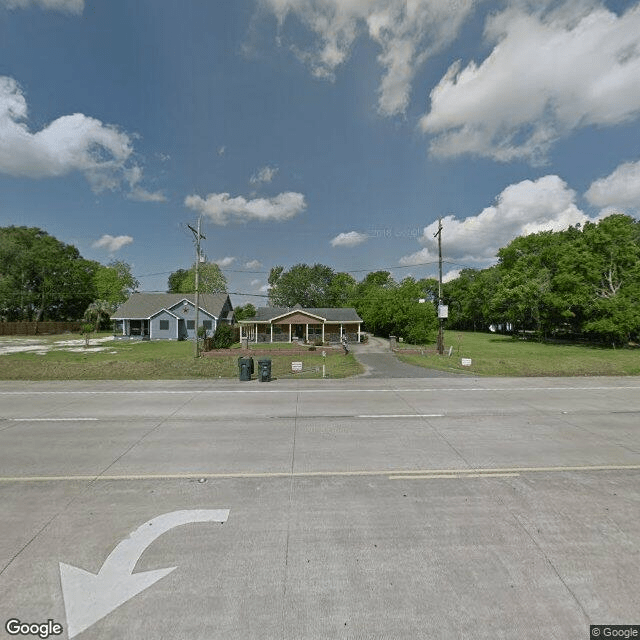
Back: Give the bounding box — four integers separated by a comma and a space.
305, 324, 309, 342
340, 323, 344, 337
270, 324, 273, 343
321, 323, 324, 343
239, 324, 243, 341
254, 323, 258, 343
289, 324, 292, 343
357, 324, 361, 342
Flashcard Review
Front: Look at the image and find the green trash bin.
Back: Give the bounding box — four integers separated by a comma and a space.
257, 358, 272, 382
238, 356, 253, 381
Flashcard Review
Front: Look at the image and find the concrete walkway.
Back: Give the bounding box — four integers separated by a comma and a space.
351, 335, 463, 378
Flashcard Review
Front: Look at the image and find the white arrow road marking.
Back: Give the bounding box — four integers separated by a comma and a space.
59, 509, 229, 638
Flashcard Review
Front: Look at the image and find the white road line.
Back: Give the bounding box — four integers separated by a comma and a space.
357, 414, 444, 418
8, 418, 99, 422
0, 464, 639, 483
389, 473, 521, 480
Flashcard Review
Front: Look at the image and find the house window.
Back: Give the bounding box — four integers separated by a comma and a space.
187, 320, 195, 330
159, 320, 169, 331
203, 320, 213, 331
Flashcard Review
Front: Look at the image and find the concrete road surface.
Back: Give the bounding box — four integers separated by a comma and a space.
0, 377, 639, 639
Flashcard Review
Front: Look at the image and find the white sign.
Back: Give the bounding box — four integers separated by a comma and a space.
461, 358, 472, 367
60, 509, 229, 638
438, 305, 449, 319
292, 361, 303, 372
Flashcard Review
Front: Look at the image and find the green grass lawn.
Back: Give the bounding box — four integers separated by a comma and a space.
0, 335, 362, 380
396, 331, 640, 376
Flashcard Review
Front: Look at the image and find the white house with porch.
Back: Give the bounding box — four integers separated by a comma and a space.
238, 304, 362, 344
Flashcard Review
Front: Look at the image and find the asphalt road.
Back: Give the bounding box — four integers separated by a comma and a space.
1, 377, 639, 639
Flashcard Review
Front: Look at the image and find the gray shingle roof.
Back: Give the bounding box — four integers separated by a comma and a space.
240, 306, 361, 323
113, 293, 231, 319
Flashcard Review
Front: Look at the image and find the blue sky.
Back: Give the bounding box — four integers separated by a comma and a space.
1, 0, 640, 307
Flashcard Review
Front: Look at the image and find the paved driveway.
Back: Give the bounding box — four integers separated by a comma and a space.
352, 335, 463, 378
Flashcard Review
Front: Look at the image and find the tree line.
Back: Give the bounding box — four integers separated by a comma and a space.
0, 226, 230, 327
0, 227, 139, 324
262, 214, 639, 347
443, 214, 639, 346
3, 215, 638, 346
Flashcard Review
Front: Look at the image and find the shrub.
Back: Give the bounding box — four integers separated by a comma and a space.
211, 323, 235, 349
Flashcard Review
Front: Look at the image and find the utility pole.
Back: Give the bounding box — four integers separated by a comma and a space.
434, 217, 444, 355
188, 216, 205, 358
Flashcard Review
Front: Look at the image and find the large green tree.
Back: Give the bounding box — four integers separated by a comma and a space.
443, 268, 499, 331
167, 262, 227, 294
356, 276, 438, 344
578, 214, 640, 344
268, 263, 337, 307
0, 226, 99, 321
94, 260, 139, 310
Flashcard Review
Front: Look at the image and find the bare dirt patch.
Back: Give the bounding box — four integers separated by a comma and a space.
0, 336, 116, 355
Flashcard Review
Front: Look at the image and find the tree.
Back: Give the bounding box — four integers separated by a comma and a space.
443, 269, 497, 331
578, 214, 640, 344
167, 263, 227, 294
234, 303, 256, 321
268, 263, 336, 307
94, 260, 139, 310
326, 272, 357, 307
355, 275, 437, 343
0, 226, 99, 321
84, 299, 112, 331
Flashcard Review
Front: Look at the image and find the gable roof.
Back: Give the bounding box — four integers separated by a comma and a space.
113, 293, 231, 319
240, 306, 362, 323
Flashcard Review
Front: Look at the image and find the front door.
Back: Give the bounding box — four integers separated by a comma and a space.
178, 319, 188, 340
295, 324, 304, 340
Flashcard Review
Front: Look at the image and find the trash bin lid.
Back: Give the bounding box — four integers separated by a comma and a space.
257, 358, 272, 363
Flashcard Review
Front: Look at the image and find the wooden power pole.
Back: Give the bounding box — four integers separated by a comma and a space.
434, 217, 444, 355
188, 216, 205, 358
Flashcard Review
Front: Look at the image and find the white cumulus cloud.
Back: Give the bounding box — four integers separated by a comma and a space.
420, 4, 640, 163
330, 231, 369, 247
400, 175, 601, 267
250, 165, 279, 185
124, 165, 166, 202
1, 0, 83, 12
213, 256, 236, 268
585, 159, 640, 212
184, 191, 307, 225
92, 234, 133, 252
0, 76, 161, 199
261, 0, 476, 116
245, 260, 263, 269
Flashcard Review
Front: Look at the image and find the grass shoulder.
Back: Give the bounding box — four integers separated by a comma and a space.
394, 331, 640, 377
0, 335, 362, 380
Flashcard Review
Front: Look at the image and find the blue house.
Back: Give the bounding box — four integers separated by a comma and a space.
112, 293, 233, 340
